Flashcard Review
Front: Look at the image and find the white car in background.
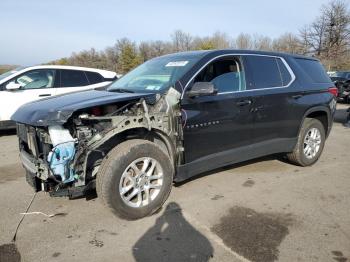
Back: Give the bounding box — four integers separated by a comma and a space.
0, 65, 117, 129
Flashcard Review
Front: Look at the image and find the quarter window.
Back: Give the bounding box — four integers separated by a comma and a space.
276, 58, 292, 85
85, 71, 104, 84
60, 70, 89, 87
192, 57, 245, 93
14, 69, 55, 90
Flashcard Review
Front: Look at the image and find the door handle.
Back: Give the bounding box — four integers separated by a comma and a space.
39, 94, 51, 97
236, 100, 252, 106
292, 94, 303, 99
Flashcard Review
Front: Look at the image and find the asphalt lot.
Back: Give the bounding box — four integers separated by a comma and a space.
0, 104, 349, 262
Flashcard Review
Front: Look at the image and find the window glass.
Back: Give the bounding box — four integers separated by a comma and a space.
109, 54, 202, 93
295, 58, 330, 83
193, 58, 245, 93
245, 56, 282, 89
276, 58, 292, 85
15, 69, 55, 90
60, 70, 89, 87
85, 71, 104, 84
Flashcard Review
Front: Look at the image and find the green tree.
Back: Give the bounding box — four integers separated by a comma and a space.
118, 40, 141, 73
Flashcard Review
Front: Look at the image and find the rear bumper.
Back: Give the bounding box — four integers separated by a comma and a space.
0, 120, 16, 130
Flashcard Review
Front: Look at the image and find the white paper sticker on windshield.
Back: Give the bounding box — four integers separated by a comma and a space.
165, 61, 189, 67
146, 85, 161, 90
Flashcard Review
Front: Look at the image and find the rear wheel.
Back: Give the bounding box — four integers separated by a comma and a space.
286, 118, 325, 166
97, 139, 173, 220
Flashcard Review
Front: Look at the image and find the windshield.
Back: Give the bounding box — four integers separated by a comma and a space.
0, 69, 17, 81
108, 54, 201, 93
0, 66, 27, 81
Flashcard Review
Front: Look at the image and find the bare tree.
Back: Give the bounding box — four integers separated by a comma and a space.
322, 0, 350, 68
299, 0, 350, 69
272, 33, 302, 54
210, 31, 231, 49
235, 33, 253, 49
171, 30, 193, 52
252, 34, 272, 51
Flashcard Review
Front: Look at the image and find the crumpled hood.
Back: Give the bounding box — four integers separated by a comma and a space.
11, 89, 156, 126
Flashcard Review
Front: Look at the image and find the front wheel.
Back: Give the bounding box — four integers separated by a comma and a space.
97, 139, 174, 220
286, 118, 326, 166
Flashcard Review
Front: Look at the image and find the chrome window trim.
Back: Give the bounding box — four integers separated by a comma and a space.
181, 53, 296, 98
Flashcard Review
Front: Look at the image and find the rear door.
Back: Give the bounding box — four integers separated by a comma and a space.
243, 55, 296, 143
54, 69, 93, 95
181, 55, 254, 163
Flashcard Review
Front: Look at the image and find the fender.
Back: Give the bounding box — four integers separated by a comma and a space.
299, 105, 332, 137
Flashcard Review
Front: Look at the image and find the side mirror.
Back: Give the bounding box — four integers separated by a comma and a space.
187, 82, 217, 98
6, 81, 22, 90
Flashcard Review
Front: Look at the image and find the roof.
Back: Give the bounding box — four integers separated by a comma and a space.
0, 65, 116, 84
159, 49, 317, 61
22, 65, 116, 78
0, 65, 117, 84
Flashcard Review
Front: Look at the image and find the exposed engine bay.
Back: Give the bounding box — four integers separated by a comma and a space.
17, 88, 183, 198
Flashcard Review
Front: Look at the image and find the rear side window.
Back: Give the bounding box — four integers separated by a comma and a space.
244, 56, 283, 89
60, 70, 89, 87
85, 71, 104, 84
295, 58, 330, 83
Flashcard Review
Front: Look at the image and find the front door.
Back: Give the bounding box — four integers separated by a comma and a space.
0, 69, 56, 120
181, 55, 254, 163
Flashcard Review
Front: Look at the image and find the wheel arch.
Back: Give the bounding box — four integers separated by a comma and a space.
300, 106, 331, 138
83, 127, 176, 182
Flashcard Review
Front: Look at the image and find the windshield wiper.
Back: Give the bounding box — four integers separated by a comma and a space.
109, 88, 135, 93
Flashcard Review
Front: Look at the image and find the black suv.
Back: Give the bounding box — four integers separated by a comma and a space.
12, 50, 337, 220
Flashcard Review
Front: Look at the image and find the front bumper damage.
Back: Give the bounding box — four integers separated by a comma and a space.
17, 123, 97, 198
16, 88, 183, 198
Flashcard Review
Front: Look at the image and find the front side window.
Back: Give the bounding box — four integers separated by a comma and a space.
60, 70, 89, 87
13, 69, 55, 90
192, 57, 246, 93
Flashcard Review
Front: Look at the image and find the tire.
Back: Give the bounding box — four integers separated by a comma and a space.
97, 139, 174, 220
286, 118, 326, 166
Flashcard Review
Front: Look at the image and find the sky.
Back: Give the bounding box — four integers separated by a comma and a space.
0, 0, 331, 66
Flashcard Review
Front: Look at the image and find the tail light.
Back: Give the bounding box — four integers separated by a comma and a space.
328, 87, 338, 97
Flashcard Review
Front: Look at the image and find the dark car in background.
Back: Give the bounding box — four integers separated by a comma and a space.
329, 71, 350, 103
12, 50, 337, 220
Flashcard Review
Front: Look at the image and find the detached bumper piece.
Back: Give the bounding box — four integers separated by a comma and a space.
49, 181, 96, 199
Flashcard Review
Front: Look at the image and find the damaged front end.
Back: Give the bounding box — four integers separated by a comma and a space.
15, 88, 183, 198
